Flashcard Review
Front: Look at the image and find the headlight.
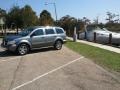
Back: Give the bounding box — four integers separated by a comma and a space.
7, 41, 16, 45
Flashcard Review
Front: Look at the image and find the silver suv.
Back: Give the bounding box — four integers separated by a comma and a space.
1, 26, 66, 55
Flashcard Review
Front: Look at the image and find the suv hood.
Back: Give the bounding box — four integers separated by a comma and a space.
4, 35, 22, 41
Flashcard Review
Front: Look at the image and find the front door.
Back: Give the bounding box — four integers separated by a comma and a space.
31, 29, 45, 48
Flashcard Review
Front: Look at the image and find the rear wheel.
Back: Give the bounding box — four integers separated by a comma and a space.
54, 40, 63, 50
17, 44, 29, 55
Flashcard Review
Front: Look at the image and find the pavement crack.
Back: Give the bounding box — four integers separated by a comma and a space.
8, 56, 24, 90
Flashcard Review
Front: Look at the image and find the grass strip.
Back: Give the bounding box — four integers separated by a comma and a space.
65, 40, 120, 72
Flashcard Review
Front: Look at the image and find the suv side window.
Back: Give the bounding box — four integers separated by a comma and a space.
45, 29, 55, 35
32, 29, 44, 36
56, 28, 64, 34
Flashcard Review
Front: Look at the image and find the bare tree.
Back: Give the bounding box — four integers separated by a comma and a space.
106, 12, 119, 23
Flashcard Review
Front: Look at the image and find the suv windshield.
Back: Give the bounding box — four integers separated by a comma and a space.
18, 27, 34, 36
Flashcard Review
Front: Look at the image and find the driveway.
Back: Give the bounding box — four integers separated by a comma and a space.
0, 44, 120, 90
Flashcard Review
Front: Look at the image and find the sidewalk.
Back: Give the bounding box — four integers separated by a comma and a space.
67, 37, 120, 54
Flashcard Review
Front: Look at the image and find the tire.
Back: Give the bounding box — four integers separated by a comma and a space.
54, 40, 62, 50
17, 44, 29, 55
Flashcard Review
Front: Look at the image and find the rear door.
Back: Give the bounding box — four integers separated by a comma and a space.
31, 29, 45, 48
44, 28, 56, 46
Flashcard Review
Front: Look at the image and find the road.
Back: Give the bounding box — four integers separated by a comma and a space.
0, 42, 120, 90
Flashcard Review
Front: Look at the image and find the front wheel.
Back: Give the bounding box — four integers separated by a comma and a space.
17, 44, 29, 55
54, 40, 63, 50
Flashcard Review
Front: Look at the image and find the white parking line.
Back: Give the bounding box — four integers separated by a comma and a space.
12, 56, 84, 90
0, 56, 21, 63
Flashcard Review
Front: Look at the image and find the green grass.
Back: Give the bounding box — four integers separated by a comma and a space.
65, 40, 120, 72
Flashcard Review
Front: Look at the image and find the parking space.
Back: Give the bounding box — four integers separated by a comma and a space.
16, 58, 120, 90
0, 43, 120, 90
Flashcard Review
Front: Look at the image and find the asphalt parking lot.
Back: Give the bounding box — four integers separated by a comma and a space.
0, 43, 120, 90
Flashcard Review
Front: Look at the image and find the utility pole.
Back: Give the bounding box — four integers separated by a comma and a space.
45, 2, 58, 22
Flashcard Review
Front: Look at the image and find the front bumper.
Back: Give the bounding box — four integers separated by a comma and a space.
1, 43, 17, 52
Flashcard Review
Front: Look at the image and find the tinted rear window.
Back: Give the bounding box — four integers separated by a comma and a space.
56, 28, 64, 34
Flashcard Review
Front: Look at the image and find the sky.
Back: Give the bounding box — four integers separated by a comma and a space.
0, 0, 120, 23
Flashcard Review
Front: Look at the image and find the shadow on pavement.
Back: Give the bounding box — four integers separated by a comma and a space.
0, 50, 17, 57
29, 47, 56, 54
0, 47, 56, 58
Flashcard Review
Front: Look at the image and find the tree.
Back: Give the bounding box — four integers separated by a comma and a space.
0, 8, 6, 17
6, 6, 22, 33
59, 15, 78, 36
93, 16, 99, 24
6, 5, 38, 29
82, 17, 91, 25
21, 5, 38, 28
77, 19, 85, 31
106, 12, 119, 23
39, 10, 54, 26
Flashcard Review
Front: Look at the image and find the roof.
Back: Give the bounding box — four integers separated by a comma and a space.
31, 26, 62, 29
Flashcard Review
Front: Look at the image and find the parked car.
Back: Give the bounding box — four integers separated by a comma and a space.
1, 26, 66, 55
79, 28, 120, 45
